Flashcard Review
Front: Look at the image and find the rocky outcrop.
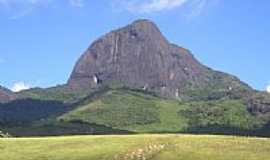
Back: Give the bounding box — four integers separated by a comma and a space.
68, 19, 251, 99
0, 86, 16, 103
247, 92, 270, 116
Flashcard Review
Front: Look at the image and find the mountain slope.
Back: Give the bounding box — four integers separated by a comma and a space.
1, 87, 270, 137
0, 86, 16, 103
59, 88, 265, 136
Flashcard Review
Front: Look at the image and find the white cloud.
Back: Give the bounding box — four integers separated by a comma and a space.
0, 0, 84, 19
114, 0, 187, 13
0, 0, 49, 19
0, 0, 83, 7
267, 84, 270, 93
11, 82, 30, 92
0, 0, 49, 6
69, 0, 84, 8
113, 0, 210, 14
137, 0, 188, 13
186, 0, 208, 19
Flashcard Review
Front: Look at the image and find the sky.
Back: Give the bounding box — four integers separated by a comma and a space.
0, 0, 269, 92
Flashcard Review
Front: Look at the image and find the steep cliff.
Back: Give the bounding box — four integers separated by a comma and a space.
68, 19, 251, 99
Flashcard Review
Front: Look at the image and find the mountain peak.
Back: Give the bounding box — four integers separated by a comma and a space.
132, 19, 154, 24
130, 19, 158, 29
112, 19, 167, 45
68, 19, 250, 99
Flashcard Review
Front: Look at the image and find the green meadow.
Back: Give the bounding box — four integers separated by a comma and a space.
1, 134, 270, 160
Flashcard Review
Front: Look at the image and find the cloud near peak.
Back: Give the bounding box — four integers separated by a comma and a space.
267, 84, 270, 93
134, 0, 188, 13
11, 82, 31, 92
114, 0, 209, 14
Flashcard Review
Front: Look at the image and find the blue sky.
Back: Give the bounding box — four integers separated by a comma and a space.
0, 0, 269, 92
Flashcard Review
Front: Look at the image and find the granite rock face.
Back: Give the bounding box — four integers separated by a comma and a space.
68, 19, 251, 99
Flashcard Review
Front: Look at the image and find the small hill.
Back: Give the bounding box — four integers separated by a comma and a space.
19, 85, 92, 104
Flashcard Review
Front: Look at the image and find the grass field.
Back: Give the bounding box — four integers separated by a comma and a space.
0, 134, 270, 160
